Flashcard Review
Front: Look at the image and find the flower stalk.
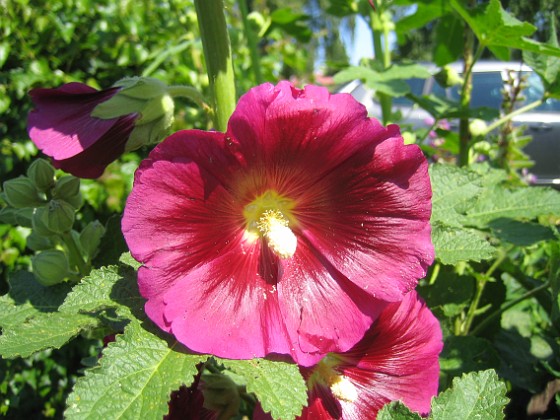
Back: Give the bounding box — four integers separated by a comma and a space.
194, 0, 236, 132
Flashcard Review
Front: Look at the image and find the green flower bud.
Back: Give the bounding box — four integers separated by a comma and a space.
434, 66, 464, 88
27, 158, 56, 192
26, 231, 54, 251
11, 208, 34, 228
91, 77, 174, 150
36, 200, 75, 234
32, 250, 70, 286
79, 220, 106, 260
2, 176, 44, 208
53, 176, 83, 209
469, 119, 488, 138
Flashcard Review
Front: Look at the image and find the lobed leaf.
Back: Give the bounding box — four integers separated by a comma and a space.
430, 370, 509, 419
65, 319, 207, 420
220, 358, 308, 420
0, 312, 98, 358
432, 223, 496, 265
377, 401, 422, 420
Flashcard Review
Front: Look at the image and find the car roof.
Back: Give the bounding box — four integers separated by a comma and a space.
423, 60, 534, 74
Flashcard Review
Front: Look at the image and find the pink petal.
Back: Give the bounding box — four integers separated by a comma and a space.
28, 83, 122, 160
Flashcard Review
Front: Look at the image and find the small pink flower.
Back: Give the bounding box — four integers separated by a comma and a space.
122, 82, 433, 365
28, 83, 137, 178
256, 291, 443, 419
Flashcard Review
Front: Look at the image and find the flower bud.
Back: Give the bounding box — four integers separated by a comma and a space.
434, 66, 464, 88
469, 119, 488, 138
27, 158, 55, 192
31, 250, 71, 286
2, 176, 44, 208
79, 220, 106, 260
35, 199, 75, 234
91, 77, 174, 150
26, 231, 54, 251
53, 176, 83, 209
0, 207, 33, 226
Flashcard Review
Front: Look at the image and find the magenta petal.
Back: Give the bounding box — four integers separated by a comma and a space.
28, 83, 122, 160
51, 113, 136, 178
300, 291, 442, 419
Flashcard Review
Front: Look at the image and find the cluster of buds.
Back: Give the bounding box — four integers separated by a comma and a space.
0, 159, 104, 285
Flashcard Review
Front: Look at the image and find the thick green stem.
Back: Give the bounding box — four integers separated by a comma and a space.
194, 0, 236, 132
238, 0, 263, 85
458, 12, 475, 167
370, 10, 392, 125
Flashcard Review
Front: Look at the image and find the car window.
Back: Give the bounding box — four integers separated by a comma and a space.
448, 71, 504, 108
524, 73, 560, 112
393, 78, 425, 106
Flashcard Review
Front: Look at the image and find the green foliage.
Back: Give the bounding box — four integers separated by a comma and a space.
379, 371, 509, 419
220, 358, 307, 420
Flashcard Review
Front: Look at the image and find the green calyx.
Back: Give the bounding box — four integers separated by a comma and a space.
91, 77, 175, 150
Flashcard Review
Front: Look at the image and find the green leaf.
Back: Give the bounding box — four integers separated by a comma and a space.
65, 319, 207, 420
451, 0, 560, 57
220, 358, 307, 420
60, 262, 143, 320
439, 336, 501, 387
432, 223, 496, 265
334, 64, 430, 97
523, 19, 560, 98
395, 2, 450, 37
433, 13, 464, 66
325, 0, 358, 17
378, 401, 422, 420
465, 186, 560, 228
0, 271, 71, 329
417, 269, 475, 317
488, 218, 556, 246
0, 312, 98, 358
431, 370, 509, 419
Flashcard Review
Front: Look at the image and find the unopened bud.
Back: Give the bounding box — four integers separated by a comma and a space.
26, 231, 54, 251
469, 119, 488, 137
27, 158, 55, 192
2, 177, 44, 208
35, 200, 75, 234
434, 66, 464, 88
32, 250, 71, 286
53, 176, 83, 209
91, 77, 174, 150
79, 220, 106, 259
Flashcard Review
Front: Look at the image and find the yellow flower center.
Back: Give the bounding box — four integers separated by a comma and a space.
309, 355, 358, 403
243, 190, 297, 258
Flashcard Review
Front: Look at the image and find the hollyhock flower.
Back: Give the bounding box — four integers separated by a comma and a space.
122, 81, 433, 365
255, 291, 443, 420
28, 78, 174, 178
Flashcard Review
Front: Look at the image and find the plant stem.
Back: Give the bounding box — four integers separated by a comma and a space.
238, 0, 263, 85
61, 231, 89, 277
369, 9, 392, 125
481, 98, 545, 135
194, 0, 236, 132
167, 85, 211, 113
470, 280, 551, 335
458, 3, 475, 167
461, 249, 509, 335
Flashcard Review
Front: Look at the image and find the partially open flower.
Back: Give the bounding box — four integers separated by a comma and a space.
256, 291, 443, 419
122, 82, 433, 365
28, 78, 174, 178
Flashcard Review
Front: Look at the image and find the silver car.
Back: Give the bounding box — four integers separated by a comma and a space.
340, 61, 560, 186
